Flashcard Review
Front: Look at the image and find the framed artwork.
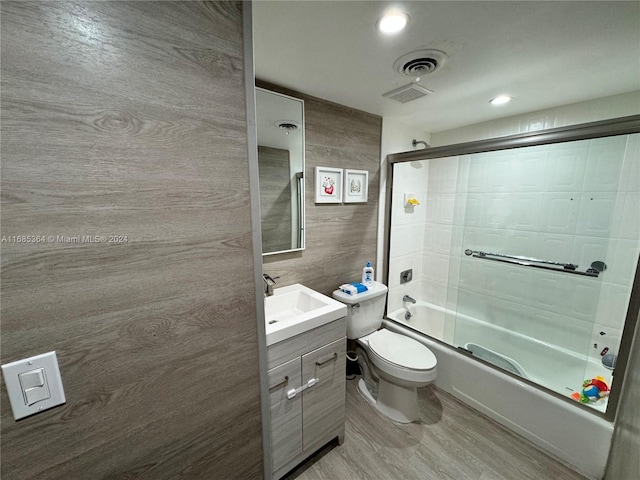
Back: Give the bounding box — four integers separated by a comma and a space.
315, 166, 343, 203
343, 169, 368, 203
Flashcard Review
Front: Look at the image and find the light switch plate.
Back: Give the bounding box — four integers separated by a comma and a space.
1, 351, 66, 420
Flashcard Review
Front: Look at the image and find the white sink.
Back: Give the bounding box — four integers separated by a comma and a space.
264, 283, 347, 346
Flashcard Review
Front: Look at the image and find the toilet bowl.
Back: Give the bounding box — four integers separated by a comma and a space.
332, 281, 437, 423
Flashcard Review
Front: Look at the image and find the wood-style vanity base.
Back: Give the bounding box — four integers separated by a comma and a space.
267, 318, 346, 480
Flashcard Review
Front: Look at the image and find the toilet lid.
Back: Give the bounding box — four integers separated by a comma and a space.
368, 329, 437, 370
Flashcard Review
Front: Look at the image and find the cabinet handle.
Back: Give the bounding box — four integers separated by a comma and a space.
269, 375, 289, 390
316, 352, 338, 366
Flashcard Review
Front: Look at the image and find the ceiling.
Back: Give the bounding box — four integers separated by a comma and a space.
252, 1, 640, 133
256, 87, 304, 153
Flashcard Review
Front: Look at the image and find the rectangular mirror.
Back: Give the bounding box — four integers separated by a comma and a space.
256, 87, 305, 255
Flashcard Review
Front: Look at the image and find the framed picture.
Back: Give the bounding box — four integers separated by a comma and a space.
315, 166, 343, 203
343, 169, 368, 203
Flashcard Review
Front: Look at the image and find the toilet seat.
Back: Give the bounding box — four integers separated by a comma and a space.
367, 329, 437, 371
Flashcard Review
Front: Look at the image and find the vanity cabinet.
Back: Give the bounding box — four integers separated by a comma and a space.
267, 318, 346, 479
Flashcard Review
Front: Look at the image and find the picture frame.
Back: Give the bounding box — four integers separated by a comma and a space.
343, 169, 368, 203
315, 166, 343, 203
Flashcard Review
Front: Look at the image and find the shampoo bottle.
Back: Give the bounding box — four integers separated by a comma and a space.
362, 262, 374, 286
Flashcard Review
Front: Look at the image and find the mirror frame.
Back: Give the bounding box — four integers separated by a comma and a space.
256, 87, 305, 256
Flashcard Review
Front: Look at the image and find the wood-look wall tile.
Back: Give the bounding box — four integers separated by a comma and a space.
257, 81, 382, 297
1, 2, 263, 479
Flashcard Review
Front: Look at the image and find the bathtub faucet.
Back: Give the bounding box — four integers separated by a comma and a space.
403, 295, 416, 304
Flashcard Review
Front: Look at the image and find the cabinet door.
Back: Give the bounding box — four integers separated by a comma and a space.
301, 337, 346, 451
268, 357, 302, 471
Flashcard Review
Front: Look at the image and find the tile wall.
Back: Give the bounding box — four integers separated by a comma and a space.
388, 159, 430, 311
377, 118, 431, 280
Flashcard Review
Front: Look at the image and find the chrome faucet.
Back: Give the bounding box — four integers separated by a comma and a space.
403, 295, 416, 304
263, 273, 279, 297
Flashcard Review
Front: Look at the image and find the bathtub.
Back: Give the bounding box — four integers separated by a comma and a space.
385, 301, 614, 480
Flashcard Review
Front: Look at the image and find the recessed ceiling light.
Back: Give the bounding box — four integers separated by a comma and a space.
490, 95, 512, 105
377, 11, 409, 35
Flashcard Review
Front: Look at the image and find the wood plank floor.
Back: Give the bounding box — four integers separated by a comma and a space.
284, 378, 588, 480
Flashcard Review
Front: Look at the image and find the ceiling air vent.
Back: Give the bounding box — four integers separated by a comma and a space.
383, 83, 434, 103
393, 49, 448, 77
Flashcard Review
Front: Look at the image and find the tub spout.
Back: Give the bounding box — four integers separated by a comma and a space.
403, 295, 416, 304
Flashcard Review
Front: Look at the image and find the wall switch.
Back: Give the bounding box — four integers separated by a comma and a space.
19, 368, 51, 405
1, 351, 66, 420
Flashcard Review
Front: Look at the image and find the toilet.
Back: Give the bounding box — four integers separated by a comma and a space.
332, 281, 437, 423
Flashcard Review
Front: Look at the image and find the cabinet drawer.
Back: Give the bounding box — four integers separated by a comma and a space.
268, 357, 302, 472
267, 318, 346, 369
301, 337, 346, 451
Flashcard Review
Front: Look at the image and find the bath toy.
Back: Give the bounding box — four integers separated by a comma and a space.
572, 376, 610, 403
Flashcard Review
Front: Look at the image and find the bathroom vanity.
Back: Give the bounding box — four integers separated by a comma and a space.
267, 318, 346, 479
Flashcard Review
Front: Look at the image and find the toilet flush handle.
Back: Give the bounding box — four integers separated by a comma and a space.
350, 303, 360, 310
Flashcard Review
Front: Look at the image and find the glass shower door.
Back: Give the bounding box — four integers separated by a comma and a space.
448, 134, 639, 410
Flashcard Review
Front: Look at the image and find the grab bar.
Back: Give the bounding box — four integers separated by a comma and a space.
464, 249, 604, 278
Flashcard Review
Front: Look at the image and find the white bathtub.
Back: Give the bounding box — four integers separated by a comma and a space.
385, 301, 614, 480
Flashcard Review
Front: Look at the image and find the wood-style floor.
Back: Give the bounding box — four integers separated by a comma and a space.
284, 378, 588, 480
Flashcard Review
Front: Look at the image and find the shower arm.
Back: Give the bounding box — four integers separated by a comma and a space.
412, 139, 430, 149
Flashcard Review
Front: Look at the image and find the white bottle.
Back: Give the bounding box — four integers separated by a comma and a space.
362, 262, 374, 286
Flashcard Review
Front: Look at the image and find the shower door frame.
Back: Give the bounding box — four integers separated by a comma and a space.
383, 114, 640, 420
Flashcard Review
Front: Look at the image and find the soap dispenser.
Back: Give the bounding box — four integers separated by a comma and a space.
362, 262, 374, 286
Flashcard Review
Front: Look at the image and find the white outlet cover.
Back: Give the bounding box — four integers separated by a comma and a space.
1, 351, 66, 420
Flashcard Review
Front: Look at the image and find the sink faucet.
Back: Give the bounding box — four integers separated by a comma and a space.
403, 295, 416, 304
263, 273, 279, 297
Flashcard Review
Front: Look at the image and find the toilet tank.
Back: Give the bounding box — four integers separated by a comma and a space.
332, 281, 388, 339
